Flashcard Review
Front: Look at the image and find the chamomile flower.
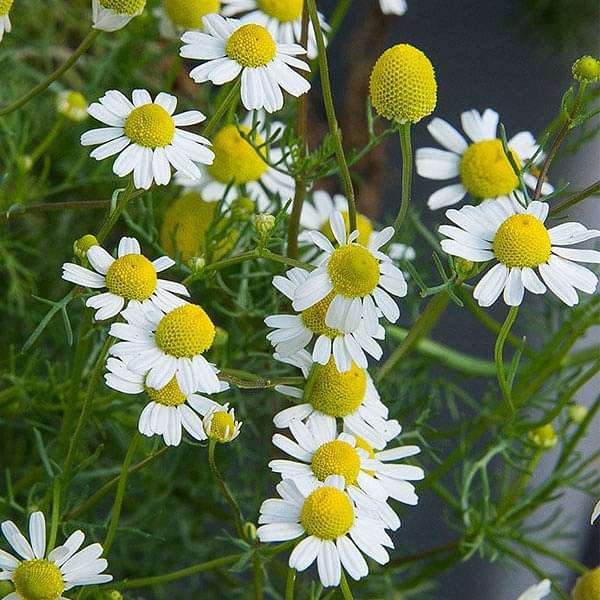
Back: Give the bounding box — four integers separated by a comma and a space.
517, 580, 551, 600
379, 0, 407, 15
293, 210, 408, 332
257, 475, 392, 587
61, 237, 189, 321
300, 190, 416, 265
108, 300, 221, 395
92, 0, 146, 32
203, 403, 242, 442
186, 117, 295, 210
81, 89, 214, 189
265, 267, 386, 372
154, 0, 221, 40
269, 421, 423, 529
0, 511, 112, 600
56, 91, 89, 122
439, 198, 600, 307
221, 0, 330, 60
0, 0, 14, 43
273, 351, 401, 450
104, 357, 228, 446
180, 14, 311, 113
416, 108, 554, 210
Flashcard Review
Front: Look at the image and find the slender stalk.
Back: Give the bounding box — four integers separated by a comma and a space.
339, 572, 354, 600
47, 478, 61, 553
202, 80, 241, 139
393, 123, 413, 233
0, 30, 101, 117
285, 567, 296, 600
30, 118, 65, 165
253, 549, 264, 600
386, 540, 459, 568
103, 432, 141, 555
208, 438, 245, 540
550, 179, 600, 215
306, 0, 357, 231
494, 307, 519, 417
96, 178, 136, 243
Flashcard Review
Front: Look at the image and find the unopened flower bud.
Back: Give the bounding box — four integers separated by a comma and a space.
188, 255, 205, 273
213, 326, 229, 348
572, 566, 600, 600
18, 155, 33, 173
230, 197, 255, 217
568, 404, 588, 424
73, 234, 98, 259
528, 424, 557, 449
254, 213, 276, 238
454, 257, 479, 281
244, 522, 258, 541
56, 91, 89, 122
204, 404, 242, 444
102, 592, 123, 600
572, 55, 600, 84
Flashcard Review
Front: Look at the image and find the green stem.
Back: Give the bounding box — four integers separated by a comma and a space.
0, 30, 101, 117
393, 123, 413, 234
285, 567, 296, 600
550, 179, 600, 215
219, 369, 304, 390
103, 432, 140, 555
96, 178, 136, 243
208, 438, 245, 540
339, 572, 354, 600
306, 0, 357, 231
202, 80, 241, 139
47, 478, 61, 553
328, 0, 353, 38
30, 118, 65, 165
494, 307, 519, 417
253, 549, 264, 600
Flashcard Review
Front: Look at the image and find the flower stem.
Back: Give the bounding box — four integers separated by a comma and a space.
47, 478, 61, 553
285, 567, 296, 600
393, 122, 413, 234
306, 0, 357, 231
0, 29, 101, 117
494, 306, 519, 417
96, 178, 136, 243
550, 178, 600, 215
339, 572, 354, 600
203, 80, 241, 139
103, 432, 141, 555
208, 438, 246, 540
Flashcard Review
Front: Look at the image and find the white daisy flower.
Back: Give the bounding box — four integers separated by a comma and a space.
416, 108, 554, 210
0, 0, 14, 43
269, 420, 423, 529
108, 299, 221, 395
293, 210, 408, 333
0, 511, 112, 600
221, 0, 330, 60
516, 580, 551, 600
92, 0, 146, 32
62, 236, 189, 321
439, 197, 600, 307
104, 357, 229, 446
181, 114, 295, 211
257, 475, 393, 587
273, 350, 401, 450
154, 0, 221, 39
81, 89, 214, 189
379, 0, 407, 16
180, 13, 311, 113
265, 267, 386, 372
203, 402, 243, 442
300, 190, 416, 265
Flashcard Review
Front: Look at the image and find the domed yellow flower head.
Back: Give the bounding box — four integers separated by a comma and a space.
0, 0, 14, 17
572, 567, 600, 600
370, 43, 437, 124
528, 423, 557, 449
99, 0, 146, 15
164, 0, 220, 29
572, 55, 600, 83
204, 404, 242, 443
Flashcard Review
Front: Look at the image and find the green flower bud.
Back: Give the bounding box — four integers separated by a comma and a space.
454, 257, 480, 281
73, 234, 99, 259
187, 255, 206, 273
102, 591, 124, 600
56, 91, 89, 122
244, 522, 257, 541
253, 213, 276, 238
568, 404, 588, 424
528, 424, 557, 449
230, 197, 255, 217
572, 567, 600, 600
572, 55, 600, 83
18, 155, 33, 173
213, 326, 229, 348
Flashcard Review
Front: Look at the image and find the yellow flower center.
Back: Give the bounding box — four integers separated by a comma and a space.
208, 125, 268, 185
164, 0, 220, 29
105, 254, 157, 301
257, 0, 303, 22
301, 291, 341, 338
369, 43, 437, 124
209, 411, 236, 442
311, 440, 361, 485
492, 214, 551, 268
573, 567, 600, 600
328, 244, 380, 298
300, 487, 354, 540
321, 211, 373, 247
225, 24, 277, 68
155, 304, 216, 358
99, 0, 146, 15
304, 359, 366, 417
13, 559, 65, 600
459, 140, 520, 198
0, 0, 13, 16
145, 376, 186, 406
123, 104, 175, 148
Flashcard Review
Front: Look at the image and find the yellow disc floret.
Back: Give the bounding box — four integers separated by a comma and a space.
208, 125, 268, 184
304, 359, 367, 417
300, 487, 354, 540
459, 140, 519, 198
257, 0, 302, 22
164, 0, 220, 29
208, 410, 236, 442
322, 212, 373, 247
0, 0, 13, 16
492, 214, 551, 268
301, 292, 341, 338
145, 376, 186, 406
105, 254, 157, 300
13, 559, 65, 600
572, 567, 600, 600
370, 44, 437, 124
124, 104, 175, 148
155, 304, 216, 357
311, 440, 361, 485
226, 24, 277, 68
328, 244, 380, 298
99, 0, 146, 15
